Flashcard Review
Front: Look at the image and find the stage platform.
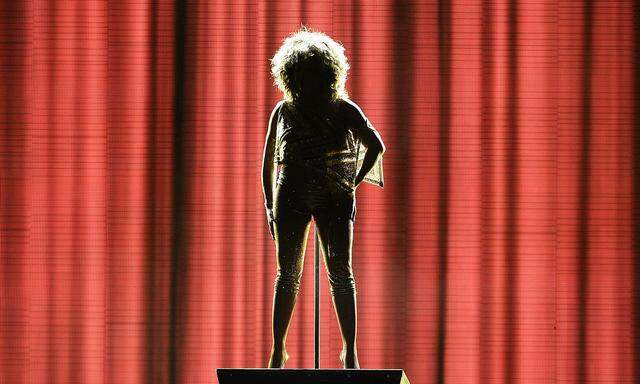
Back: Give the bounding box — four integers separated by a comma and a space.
217, 368, 411, 384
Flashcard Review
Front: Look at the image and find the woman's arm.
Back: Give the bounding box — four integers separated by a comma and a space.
354, 129, 385, 187
344, 99, 386, 187
262, 102, 283, 208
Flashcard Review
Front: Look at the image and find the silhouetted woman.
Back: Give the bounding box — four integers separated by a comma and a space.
261, 26, 385, 369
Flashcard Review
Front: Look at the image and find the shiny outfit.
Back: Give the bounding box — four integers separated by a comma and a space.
271, 99, 383, 298
267, 97, 382, 369
273, 162, 357, 296
274, 99, 384, 191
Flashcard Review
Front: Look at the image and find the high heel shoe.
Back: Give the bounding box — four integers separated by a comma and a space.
268, 349, 289, 368
339, 348, 360, 369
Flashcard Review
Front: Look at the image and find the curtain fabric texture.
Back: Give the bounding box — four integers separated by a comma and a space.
0, 1, 637, 383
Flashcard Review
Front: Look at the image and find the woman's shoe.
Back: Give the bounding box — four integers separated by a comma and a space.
268, 349, 289, 368
339, 348, 360, 369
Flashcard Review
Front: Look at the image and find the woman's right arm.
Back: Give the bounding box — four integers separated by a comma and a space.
345, 100, 386, 187
262, 101, 283, 209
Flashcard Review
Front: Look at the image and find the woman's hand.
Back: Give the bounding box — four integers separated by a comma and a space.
353, 173, 365, 192
265, 202, 276, 240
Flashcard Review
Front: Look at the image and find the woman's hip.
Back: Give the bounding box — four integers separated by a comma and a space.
275, 165, 355, 221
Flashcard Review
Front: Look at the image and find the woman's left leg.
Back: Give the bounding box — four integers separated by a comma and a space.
268, 172, 313, 368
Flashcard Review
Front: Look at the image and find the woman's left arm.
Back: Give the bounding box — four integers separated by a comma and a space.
262, 102, 282, 209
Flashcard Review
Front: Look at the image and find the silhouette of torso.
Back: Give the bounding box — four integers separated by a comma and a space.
274, 98, 383, 192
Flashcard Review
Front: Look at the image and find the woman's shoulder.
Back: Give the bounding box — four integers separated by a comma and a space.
274, 99, 287, 112
338, 98, 367, 123
269, 100, 288, 123
270, 99, 286, 116
275, 98, 363, 122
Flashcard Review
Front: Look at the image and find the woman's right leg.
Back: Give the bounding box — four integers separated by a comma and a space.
314, 191, 360, 369
268, 180, 312, 368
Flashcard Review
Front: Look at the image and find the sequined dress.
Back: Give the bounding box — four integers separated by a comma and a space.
273, 99, 384, 192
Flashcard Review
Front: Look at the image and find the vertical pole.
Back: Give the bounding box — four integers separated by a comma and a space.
314, 223, 320, 369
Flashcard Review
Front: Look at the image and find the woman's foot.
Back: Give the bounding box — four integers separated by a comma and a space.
339, 348, 360, 369
268, 348, 290, 368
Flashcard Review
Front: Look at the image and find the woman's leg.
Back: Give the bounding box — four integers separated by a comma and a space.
268, 184, 312, 368
314, 199, 360, 369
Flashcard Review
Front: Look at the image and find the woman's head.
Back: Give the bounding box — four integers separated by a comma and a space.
271, 26, 350, 104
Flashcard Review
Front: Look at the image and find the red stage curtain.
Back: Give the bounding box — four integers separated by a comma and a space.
0, 1, 637, 383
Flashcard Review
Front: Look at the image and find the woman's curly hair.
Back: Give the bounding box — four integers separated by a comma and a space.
270, 26, 350, 103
